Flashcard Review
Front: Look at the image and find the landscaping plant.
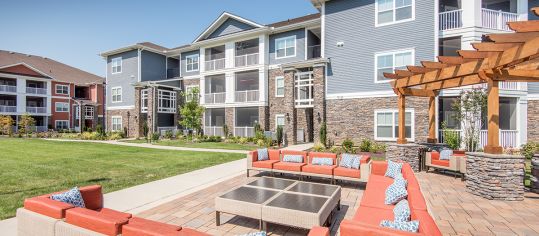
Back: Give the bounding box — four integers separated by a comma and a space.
313, 142, 325, 152
0, 115, 14, 136
359, 138, 372, 152
319, 122, 327, 147
223, 124, 229, 138
179, 87, 204, 140
342, 138, 355, 154
164, 130, 174, 139
522, 141, 539, 160
142, 121, 149, 142
441, 121, 461, 150
452, 88, 487, 152
151, 132, 160, 143
18, 113, 35, 137
276, 125, 284, 147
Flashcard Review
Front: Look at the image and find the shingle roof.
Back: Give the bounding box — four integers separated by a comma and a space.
0, 50, 104, 85
137, 42, 170, 52
267, 13, 320, 28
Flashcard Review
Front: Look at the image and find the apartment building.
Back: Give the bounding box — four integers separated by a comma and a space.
0, 50, 104, 132
102, 0, 537, 148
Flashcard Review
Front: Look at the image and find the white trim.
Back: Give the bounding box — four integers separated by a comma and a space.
374, 108, 415, 142
55, 120, 70, 130
185, 54, 200, 72
106, 105, 135, 110
374, 48, 415, 84
55, 84, 70, 96
528, 94, 539, 100
275, 114, 285, 129
375, 0, 416, 27
274, 35, 297, 59
55, 102, 70, 113
193, 12, 264, 43
0, 62, 52, 79
321, 2, 326, 58
274, 76, 285, 97
326, 90, 397, 100
111, 57, 122, 74
111, 86, 122, 103
111, 116, 123, 132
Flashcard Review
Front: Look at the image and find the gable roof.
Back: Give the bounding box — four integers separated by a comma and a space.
100, 42, 170, 57
267, 13, 320, 28
0, 50, 103, 85
193, 12, 264, 43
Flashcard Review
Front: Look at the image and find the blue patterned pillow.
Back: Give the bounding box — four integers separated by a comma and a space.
50, 187, 86, 208
312, 157, 334, 166
394, 173, 408, 188
237, 232, 267, 236
380, 220, 419, 233
257, 148, 269, 161
393, 199, 411, 222
385, 181, 408, 205
385, 160, 403, 179
440, 149, 453, 160
339, 153, 360, 169
283, 154, 303, 163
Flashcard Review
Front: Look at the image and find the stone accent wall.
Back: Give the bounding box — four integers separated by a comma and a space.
284, 69, 297, 145
312, 66, 326, 144
296, 108, 313, 142
528, 100, 539, 141
225, 107, 234, 136
466, 152, 525, 201
182, 78, 200, 88
133, 87, 143, 138
268, 68, 287, 132
146, 87, 158, 135
386, 143, 424, 172
258, 106, 269, 131
106, 108, 137, 137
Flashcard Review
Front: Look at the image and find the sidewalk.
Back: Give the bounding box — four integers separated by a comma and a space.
280, 142, 314, 151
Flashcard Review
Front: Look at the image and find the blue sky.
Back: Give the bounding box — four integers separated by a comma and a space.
0, 0, 317, 77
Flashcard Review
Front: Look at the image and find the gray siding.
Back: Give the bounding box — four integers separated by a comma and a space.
269, 29, 306, 65
141, 51, 166, 82
207, 18, 255, 39
106, 50, 138, 107
180, 50, 200, 77
325, 0, 436, 95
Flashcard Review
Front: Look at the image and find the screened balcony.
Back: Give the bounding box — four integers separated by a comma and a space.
235, 70, 259, 103
26, 80, 47, 95
234, 107, 258, 137
235, 38, 259, 67
204, 74, 226, 104
205, 45, 226, 71
0, 78, 16, 93
439, 0, 519, 31
204, 108, 225, 137
26, 97, 46, 114
0, 95, 16, 112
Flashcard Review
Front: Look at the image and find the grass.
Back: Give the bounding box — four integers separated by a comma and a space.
124, 139, 257, 151
0, 138, 244, 220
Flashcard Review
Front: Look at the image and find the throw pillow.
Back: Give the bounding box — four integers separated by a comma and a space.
380, 220, 419, 233
237, 232, 267, 236
385, 181, 408, 205
312, 157, 334, 166
257, 148, 269, 161
50, 187, 86, 208
440, 149, 453, 160
394, 173, 408, 188
339, 153, 360, 169
393, 199, 411, 222
283, 155, 303, 163
385, 160, 403, 179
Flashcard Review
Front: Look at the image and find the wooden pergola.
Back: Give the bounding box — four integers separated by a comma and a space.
384, 7, 539, 154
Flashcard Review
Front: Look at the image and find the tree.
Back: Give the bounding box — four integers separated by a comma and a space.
452, 88, 487, 152
18, 113, 36, 137
319, 122, 327, 147
276, 125, 283, 147
0, 115, 14, 136
179, 87, 204, 140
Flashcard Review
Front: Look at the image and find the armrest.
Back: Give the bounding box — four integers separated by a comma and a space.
79, 185, 103, 210
65, 207, 129, 236
425, 152, 432, 165
340, 220, 418, 236
360, 155, 371, 164
308, 226, 330, 236
371, 161, 388, 176
24, 197, 74, 219
450, 155, 459, 169
247, 151, 257, 168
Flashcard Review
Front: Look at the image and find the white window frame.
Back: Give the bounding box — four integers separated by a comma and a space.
275, 114, 285, 129
375, 0, 415, 27
294, 72, 314, 108
374, 109, 415, 142
55, 84, 69, 95
157, 89, 177, 113
111, 116, 122, 131
140, 89, 148, 113
55, 120, 69, 130
84, 106, 94, 119
275, 35, 296, 59
111, 87, 122, 103
374, 48, 415, 84
185, 54, 199, 72
275, 76, 285, 97
111, 57, 122, 74
55, 102, 69, 112
185, 85, 198, 102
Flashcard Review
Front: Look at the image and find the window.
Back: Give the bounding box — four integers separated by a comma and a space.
275, 76, 284, 97
158, 90, 177, 113
294, 72, 314, 107
111, 87, 122, 103
375, 49, 414, 83
276, 114, 285, 129
140, 89, 148, 113
55, 102, 69, 112
111, 57, 122, 74
112, 116, 122, 131
275, 36, 296, 58
185, 86, 198, 102
84, 106, 94, 119
375, 109, 414, 141
376, 0, 414, 26
55, 120, 69, 130
56, 84, 69, 95
186, 54, 199, 72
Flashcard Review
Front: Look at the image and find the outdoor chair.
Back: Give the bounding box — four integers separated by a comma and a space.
425, 151, 462, 177
272, 150, 308, 179
301, 152, 338, 183
247, 149, 281, 177
333, 154, 371, 183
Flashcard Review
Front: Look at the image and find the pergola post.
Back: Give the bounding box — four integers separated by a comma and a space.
427, 96, 437, 143
484, 79, 503, 154
397, 93, 407, 144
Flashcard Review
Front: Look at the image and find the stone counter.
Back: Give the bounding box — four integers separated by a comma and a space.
386, 143, 424, 172
466, 152, 525, 201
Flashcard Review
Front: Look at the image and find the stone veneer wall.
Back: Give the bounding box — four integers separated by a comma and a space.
268, 68, 288, 132
312, 66, 326, 144
386, 143, 424, 172
466, 152, 525, 201
528, 100, 539, 141
106, 109, 138, 137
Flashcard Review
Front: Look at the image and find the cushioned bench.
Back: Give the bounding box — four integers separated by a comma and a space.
426, 151, 463, 177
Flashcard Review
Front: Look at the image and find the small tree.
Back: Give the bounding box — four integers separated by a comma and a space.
142, 121, 149, 142
179, 87, 204, 140
452, 88, 487, 152
18, 113, 36, 137
223, 124, 229, 138
0, 115, 14, 136
319, 122, 327, 147
276, 125, 284, 147
441, 121, 461, 150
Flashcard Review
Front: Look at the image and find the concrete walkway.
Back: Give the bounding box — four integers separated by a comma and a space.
280, 142, 314, 151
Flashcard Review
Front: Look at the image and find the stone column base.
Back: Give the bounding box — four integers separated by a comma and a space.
386, 143, 424, 172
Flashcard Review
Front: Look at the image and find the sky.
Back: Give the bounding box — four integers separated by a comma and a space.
0, 0, 317, 77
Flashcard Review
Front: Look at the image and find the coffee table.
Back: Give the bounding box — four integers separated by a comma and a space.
215, 177, 341, 230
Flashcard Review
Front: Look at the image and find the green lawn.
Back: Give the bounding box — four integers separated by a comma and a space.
124, 139, 257, 151
0, 138, 244, 220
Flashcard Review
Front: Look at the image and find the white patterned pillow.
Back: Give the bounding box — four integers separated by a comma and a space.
394, 173, 408, 188
312, 157, 334, 166
257, 148, 269, 161
385, 160, 403, 179
380, 220, 419, 233
50, 187, 86, 208
283, 155, 303, 163
385, 181, 408, 205
440, 149, 453, 160
237, 231, 267, 236
393, 199, 411, 222
339, 153, 360, 169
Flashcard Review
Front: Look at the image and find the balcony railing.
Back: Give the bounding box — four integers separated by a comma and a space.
26, 106, 47, 113
0, 85, 17, 93
295, 98, 314, 108
204, 126, 224, 137
235, 127, 255, 137
205, 58, 225, 71
235, 90, 259, 103
26, 87, 47, 95
0, 105, 16, 112
158, 127, 178, 136
235, 53, 259, 67
307, 45, 321, 59
482, 9, 518, 31
439, 9, 463, 30
439, 129, 519, 149
167, 68, 180, 79
31, 126, 48, 132
204, 92, 226, 104
479, 82, 521, 90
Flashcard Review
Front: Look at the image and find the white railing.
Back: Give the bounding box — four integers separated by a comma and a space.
204, 126, 224, 137
204, 92, 226, 104
235, 90, 259, 103
235, 127, 255, 137
440, 129, 519, 148
158, 127, 177, 136
438, 130, 462, 144
499, 81, 519, 90
295, 99, 314, 108
235, 53, 259, 67
26, 87, 47, 95
26, 106, 46, 113
481, 9, 518, 31
0, 105, 16, 112
31, 126, 48, 132
439, 9, 463, 30
205, 58, 225, 71
0, 85, 17, 93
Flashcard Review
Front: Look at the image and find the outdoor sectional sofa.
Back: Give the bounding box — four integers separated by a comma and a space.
17, 185, 208, 236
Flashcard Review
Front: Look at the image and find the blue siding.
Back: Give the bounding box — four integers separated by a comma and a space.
106, 50, 138, 107
325, 0, 436, 95
207, 18, 255, 39
141, 51, 166, 82
181, 50, 200, 77
269, 29, 306, 65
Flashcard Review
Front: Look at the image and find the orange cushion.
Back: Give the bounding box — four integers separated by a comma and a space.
371, 161, 388, 176
340, 220, 418, 236
252, 160, 279, 169
65, 207, 130, 236
407, 189, 428, 211
122, 217, 181, 236
178, 228, 210, 236
334, 167, 360, 178
268, 149, 281, 161
24, 197, 74, 219
308, 226, 330, 236
431, 159, 450, 167
412, 210, 443, 236
401, 165, 420, 190
308, 152, 337, 164
97, 208, 132, 219
360, 185, 393, 210
353, 206, 394, 223
79, 185, 103, 210
273, 162, 305, 172
431, 151, 440, 161
367, 174, 393, 186
302, 164, 335, 175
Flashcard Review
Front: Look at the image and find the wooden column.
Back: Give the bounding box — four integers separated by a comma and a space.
427, 96, 437, 143
484, 79, 503, 154
397, 93, 407, 144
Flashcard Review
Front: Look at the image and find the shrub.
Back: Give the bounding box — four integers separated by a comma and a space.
223, 125, 229, 138
96, 125, 104, 135
256, 139, 266, 147
276, 126, 284, 147
164, 130, 174, 139
151, 132, 160, 142
329, 146, 339, 154
313, 142, 325, 152
521, 142, 539, 159
0, 115, 14, 136
205, 135, 222, 142
319, 122, 327, 146
341, 138, 355, 154
81, 132, 101, 140
142, 122, 149, 140
371, 142, 387, 153
224, 138, 236, 143
108, 132, 123, 140
359, 138, 372, 152
247, 137, 256, 143
238, 137, 248, 144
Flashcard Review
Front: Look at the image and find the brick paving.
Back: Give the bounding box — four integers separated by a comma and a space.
137, 171, 539, 236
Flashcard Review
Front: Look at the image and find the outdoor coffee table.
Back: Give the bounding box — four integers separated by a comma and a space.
215, 177, 341, 230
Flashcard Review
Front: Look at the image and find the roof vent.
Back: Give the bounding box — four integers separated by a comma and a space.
9, 51, 14, 54
26, 54, 31, 57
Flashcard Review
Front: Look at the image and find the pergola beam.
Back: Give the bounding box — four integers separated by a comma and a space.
486, 69, 539, 81
421, 61, 447, 69
458, 50, 498, 59
486, 32, 539, 43
407, 65, 438, 74
395, 88, 437, 97
508, 20, 539, 33
422, 74, 485, 91
471, 42, 522, 52
437, 56, 479, 65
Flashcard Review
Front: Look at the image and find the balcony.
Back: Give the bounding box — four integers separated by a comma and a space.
439, 8, 518, 31
0, 85, 17, 93
167, 68, 180, 79
0, 105, 16, 112
205, 58, 225, 71
235, 90, 259, 103
204, 92, 226, 104
26, 106, 47, 114
26, 87, 47, 95
234, 127, 255, 137
439, 9, 463, 30
235, 53, 259, 67
439, 129, 519, 148
204, 126, 224, 137
307, 45, 321, 59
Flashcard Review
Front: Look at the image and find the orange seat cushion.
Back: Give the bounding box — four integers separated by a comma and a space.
273, 162, 305, 172
360, 184, 393, 210
302, 164, 335, 175
353, 206, 394, 223
97, 208, 132, 220
431, 159, 450, 167
334, 167, 360, 178
65, 207, 130, 236
252, 160, 279, 169
24, 197, 74, 219
407, 188, 428, 211
308, 226, 330, 236
122, 217, 181, 236
412, 210, 443, 236
367, 174, 393, 186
